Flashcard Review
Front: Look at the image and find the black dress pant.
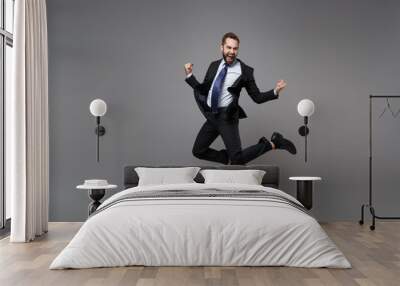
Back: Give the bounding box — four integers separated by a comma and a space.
192, 112, 272, 165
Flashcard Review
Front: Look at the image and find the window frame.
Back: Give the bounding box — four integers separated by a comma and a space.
0, 0, 13, 230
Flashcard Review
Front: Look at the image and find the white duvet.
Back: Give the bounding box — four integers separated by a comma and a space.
50, 183, 351, 269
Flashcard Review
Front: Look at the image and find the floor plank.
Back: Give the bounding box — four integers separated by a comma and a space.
0, 222, 399, 286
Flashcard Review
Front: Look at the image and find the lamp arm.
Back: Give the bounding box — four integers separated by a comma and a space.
94, 116, 106, 162
96, 117, 100, 162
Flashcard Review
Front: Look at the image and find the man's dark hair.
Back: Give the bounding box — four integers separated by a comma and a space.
222, 32, 240, 45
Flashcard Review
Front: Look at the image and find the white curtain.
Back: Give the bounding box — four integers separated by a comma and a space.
8, 0, 49, 242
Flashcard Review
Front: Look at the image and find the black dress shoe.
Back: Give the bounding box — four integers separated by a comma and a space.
270, 132, 297, 154
258, 136, 273, 152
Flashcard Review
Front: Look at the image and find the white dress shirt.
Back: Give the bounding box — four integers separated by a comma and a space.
206, 59, 241, 108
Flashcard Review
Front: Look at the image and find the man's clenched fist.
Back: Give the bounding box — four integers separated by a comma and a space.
275, 79, 287, 94
184, 63, 193, 76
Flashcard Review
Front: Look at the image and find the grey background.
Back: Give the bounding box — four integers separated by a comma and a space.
47, 0, 400, 222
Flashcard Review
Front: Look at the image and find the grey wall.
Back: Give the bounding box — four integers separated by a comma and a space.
47, 0, 400, 222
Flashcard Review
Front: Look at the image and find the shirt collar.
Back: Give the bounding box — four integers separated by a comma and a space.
221, 58, 238, 67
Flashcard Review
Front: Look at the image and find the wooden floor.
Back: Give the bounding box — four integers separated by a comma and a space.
0, 222, 399, 286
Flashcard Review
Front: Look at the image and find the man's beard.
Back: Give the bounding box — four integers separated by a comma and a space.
223, 52, 236, 63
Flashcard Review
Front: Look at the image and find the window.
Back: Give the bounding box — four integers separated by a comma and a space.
1, 0, 14, 230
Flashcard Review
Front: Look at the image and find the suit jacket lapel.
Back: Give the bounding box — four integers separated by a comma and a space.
207, 59, 222, 84
231, 75, 242, 88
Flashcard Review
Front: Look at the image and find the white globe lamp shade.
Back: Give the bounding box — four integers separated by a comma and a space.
90, 99, 107, 117
297, 99, 315, 117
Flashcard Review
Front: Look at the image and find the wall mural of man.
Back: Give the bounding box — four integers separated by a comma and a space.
184, 32, 296, 165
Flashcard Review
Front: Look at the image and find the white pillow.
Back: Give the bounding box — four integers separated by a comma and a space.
200, 169, 266, 185
135, 167, 201, 186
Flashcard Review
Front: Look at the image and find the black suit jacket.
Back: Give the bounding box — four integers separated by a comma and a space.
185, 58, 278, 121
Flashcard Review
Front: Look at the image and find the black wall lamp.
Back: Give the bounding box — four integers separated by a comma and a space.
297, 99, 315, 162
89, 99, 107, 162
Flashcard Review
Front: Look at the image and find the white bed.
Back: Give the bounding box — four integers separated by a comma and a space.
50, 181, 351, 269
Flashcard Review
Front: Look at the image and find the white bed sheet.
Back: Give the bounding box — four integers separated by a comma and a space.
50, 183, 351, 269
